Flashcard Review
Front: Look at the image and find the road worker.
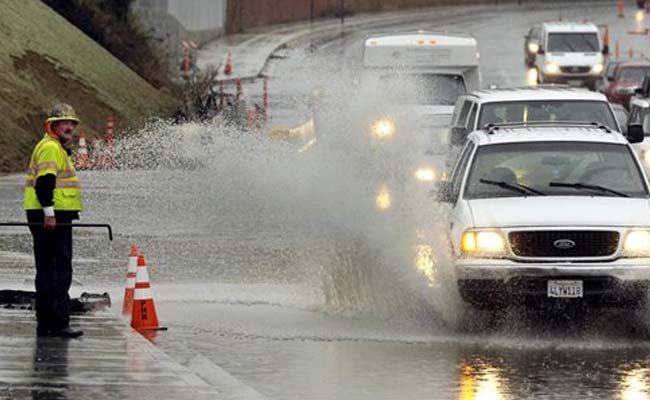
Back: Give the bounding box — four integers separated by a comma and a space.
23, 103, 84, 338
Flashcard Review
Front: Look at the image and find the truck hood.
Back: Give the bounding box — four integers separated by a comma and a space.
467, 196, 650, 228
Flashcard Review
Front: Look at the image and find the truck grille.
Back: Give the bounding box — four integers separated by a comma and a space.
559, 66, 591, 74
508, 230, 620, 258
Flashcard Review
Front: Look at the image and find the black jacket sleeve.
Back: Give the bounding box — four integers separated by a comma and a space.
35, 174, 56, 208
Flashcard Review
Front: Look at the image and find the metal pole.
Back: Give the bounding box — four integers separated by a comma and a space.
341, 0, 344, 25
0, 222, 114, 241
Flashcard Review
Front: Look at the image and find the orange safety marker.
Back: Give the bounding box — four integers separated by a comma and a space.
131, 255, 167, 331
618, 0, 624, 18
76, 132, 89, 170
104, 116, 115, 169
224, 51, 233, 76
235, 78, 242, 97
122, 244, 139, 315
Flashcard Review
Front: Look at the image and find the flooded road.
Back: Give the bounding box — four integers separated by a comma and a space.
4, 1, 650, 399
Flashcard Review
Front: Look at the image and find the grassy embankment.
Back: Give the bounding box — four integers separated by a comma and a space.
0, 0, 179, 173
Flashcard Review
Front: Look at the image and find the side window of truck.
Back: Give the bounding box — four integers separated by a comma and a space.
454, 100, 473, 128
466, 103, 478, 131
451, 142, 476, 201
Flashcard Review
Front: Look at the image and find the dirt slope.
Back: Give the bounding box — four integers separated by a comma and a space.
0, 0, 179, 172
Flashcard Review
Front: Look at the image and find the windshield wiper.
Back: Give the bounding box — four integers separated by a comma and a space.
480, 179, 546, 196
548, 182, 629, 198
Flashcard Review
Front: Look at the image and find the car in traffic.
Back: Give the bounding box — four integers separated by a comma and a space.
595, 59, 620, 94
449, 86, 620, 148
357, 31, 481, 210
605, 61, 650, 109
362, 31, 480, 149
524, 24, 541, 67
437, 122, 649, 308
628, 96, 650, 166
533, 22, 607, 90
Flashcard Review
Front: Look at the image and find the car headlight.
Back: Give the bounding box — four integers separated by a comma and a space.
591, 63, 604, 74
528, 42, 539, 54
545, 62, 560, 74
414, 166, 436, 182
623, 230, 650, 257
369, 118, 396, 139
460, 230, 508, 257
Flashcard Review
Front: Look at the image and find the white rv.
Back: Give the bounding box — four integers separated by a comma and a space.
360, 31, 480, 189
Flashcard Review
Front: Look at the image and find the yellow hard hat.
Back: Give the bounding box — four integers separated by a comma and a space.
45, 103, 80, 125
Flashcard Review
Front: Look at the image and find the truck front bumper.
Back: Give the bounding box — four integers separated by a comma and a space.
455, 259, 650, 307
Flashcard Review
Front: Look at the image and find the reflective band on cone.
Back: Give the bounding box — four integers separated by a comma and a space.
122, 244, 139, 315
130, 255, 161, 330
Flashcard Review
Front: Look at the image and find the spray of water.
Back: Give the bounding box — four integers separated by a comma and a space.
95, 45, 463, 329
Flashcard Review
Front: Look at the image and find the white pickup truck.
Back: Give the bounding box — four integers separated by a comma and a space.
437, 122, 650, 308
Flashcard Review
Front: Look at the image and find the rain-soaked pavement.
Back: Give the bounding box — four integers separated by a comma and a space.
4, 1, 650, 399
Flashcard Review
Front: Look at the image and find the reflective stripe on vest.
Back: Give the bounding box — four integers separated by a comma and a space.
23, 134, 83, 211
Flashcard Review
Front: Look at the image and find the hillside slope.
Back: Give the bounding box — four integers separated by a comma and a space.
0, 0, 179, 172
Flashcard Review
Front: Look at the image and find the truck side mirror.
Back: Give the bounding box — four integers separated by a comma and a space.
450, 126, 468, 146
627, 124, 645, 143
602, 45, 609, 56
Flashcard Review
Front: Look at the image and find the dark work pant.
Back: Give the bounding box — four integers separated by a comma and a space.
27, 210, 78, 331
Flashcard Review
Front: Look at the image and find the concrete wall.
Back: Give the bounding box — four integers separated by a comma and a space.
226, 0, 524, 33
131, 0, 227, 64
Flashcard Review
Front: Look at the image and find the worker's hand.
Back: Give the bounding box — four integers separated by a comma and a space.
44, 216, 56, 231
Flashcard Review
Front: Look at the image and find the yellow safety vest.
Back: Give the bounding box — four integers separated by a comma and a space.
23, 133, 83, 211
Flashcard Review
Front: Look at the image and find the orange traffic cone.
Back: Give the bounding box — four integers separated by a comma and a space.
131, 255, 165, 331
224, 51, 233, 75
122, 244, 139, 316
76, 132, 89, 170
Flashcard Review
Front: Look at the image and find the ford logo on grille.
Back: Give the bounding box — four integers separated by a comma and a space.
553, 239, 576, 249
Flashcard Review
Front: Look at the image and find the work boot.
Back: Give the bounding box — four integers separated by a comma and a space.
49, 327, 83, 338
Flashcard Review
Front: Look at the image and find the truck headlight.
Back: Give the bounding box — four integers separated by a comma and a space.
370, 118, 396, 139
528, 42, 539, 54
545, 62, 560, 74
591, 63, 604, 74
623, 230, 650, 257
461, 230, 508, 257
414, 166, 436, 182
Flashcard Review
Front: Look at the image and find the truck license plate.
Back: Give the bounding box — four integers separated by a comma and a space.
547, 280, 583, 298
567, 80, 582, 86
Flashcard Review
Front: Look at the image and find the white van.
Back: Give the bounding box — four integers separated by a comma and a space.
534, 22, 607, 90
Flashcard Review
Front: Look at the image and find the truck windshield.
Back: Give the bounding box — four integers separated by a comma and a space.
478, 101, 618, 131
377, 73, 466, 105
464, 142, 647, 199
547, 32, 599, 52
